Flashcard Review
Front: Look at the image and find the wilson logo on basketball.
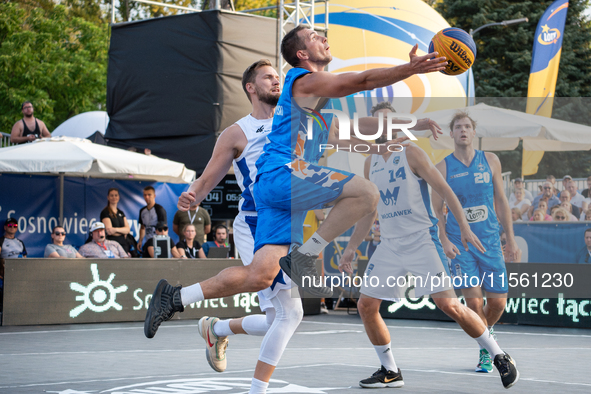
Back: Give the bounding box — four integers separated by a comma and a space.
449, 41, 472, 67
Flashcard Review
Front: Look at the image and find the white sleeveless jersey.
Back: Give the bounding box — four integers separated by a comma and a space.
233, 114, 273, 215
369, 147, 438, 238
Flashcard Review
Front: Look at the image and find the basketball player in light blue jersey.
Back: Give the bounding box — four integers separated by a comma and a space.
433, 111, 519, 375
340, 105, 519, 390
145, 60, 300, 394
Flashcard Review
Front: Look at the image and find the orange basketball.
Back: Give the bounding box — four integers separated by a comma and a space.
429, 28, 477, 76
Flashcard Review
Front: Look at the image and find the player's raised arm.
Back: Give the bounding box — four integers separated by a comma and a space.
407, 145, 485, 254
294, 42, 446, 98
178, 125, 245, 211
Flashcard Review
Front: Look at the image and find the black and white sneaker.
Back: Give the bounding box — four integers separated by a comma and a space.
493, 353, 520, 389
359, 366, 404, 388
279, 247, 333, 297
144, 279, 184, 338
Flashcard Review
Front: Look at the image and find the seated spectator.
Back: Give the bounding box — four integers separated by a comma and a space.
530, 200, 552, 221
509, 178, 533, 205
575, 228, 591, 263
558, 190, 580, 219
581, 208, 591, 221
546, 175, 559, 196
511, 207, 523, 222
44, 226, 83, 258
531, 209, 547, 222
173, 202, 211, 244
567, 180, 587, 212
79, 222, 129, 258
562, 175, 573, 192
143, 221, 181, 258
581, 176, 591, 198
202, 224, 230, 257
530, 182, 560, 217
552, 207, 570, 222
101, 188, 135, 254
177, 224, 205, 259
509, 189, 530, 221
560, 202, 578, 221
0, 218, 27, 258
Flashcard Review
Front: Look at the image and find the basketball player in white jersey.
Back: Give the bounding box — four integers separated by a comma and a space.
340, 114, 519, 389
145, 60, 299, 394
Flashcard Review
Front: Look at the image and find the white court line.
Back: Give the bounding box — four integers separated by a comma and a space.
1, 362, 590, 390
0, 319, 589, 338
1, 347, 588, 357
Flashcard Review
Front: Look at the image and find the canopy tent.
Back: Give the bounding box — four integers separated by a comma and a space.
52, 111, 109, 139
0, 137, 195, 223
416, 103, 591, 151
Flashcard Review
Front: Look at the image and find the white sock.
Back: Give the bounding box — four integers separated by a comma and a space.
213, 319, 233, 337
298, 232, 328, 256
374, 343, 397, 372
479, 326, 494, 349
180, 283, 204, 306
249, 378, 269, 394
475, 329, 503, 357
242, 314, 272, 336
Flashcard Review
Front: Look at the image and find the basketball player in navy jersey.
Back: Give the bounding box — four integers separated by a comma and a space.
432, 111, 519, 375
341, 136, 519, 389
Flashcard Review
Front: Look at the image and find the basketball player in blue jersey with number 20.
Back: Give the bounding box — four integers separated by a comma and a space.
433, 111, 520, 376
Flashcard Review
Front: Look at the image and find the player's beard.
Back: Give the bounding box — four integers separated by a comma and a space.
256, 87, 280, 106
23, 112, 33, 119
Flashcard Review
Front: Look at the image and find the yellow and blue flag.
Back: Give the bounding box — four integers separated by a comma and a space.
523, 0, 569, 175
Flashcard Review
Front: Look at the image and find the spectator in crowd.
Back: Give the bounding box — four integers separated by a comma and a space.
173, 202, 211, 244
176, 224, 206, 259
560, 202, 578, 221
79, 222, 128, 258
511, 207, 523, 222
202, 224, 230, 257
509, 189, 531, 221
530, 199, 552, 221
559, 190, 580, 219
500, 230, 522, 263
44, 226, 83, 258
509, 178, 533, 204
530, 182, 560, 217
531, 209, 547, 222
0, 218, 27, 258
143, 221, 182, 258
10, 101, 51, 144
546, 175, 559, 196
552, 208, 570, 222
575, 228, 591, 264
567, 180, 588, 212
581, 176, 591, 198
562, 175, 573, 192
581, 208, 591, 221
101, 188, 135, 255
138, 186, 167, 251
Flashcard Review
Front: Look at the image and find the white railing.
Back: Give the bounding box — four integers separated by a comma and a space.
1, 132, 16, 148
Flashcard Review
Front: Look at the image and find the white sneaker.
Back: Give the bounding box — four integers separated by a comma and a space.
197, 316, 228, 372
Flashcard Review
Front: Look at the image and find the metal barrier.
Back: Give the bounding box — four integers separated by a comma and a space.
1, 132, 16, 148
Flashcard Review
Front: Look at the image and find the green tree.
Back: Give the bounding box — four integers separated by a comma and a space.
436, 0, 591, 178
0, 2, 109, 133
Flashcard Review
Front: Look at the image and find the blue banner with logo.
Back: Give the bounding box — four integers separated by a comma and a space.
0, 174, 188, 257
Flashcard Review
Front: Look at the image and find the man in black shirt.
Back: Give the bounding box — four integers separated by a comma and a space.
143, 222, 181, 258
138, 186, 167, 251
10, 101, 51, 144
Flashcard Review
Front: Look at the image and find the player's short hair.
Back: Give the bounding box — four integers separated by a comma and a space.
242, 59, 273, 103
449, 110, 477, 131
21, 101, 32, 110
370, 102, 396, 116
143, 185, 155, 193
281, 25, 308, 68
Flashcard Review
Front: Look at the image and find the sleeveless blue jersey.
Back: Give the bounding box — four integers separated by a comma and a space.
256, 67, 334, 175
444, 150, 499, 238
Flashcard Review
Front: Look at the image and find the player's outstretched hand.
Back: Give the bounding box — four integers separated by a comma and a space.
339, 249, 355, 275
415, 118, 443, 141
408, 44, 447, 74
442, 238, 460, 259
178, 191, 196, 211
460, 228, 486, 254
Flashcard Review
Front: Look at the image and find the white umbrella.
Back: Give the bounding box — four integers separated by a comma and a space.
52, 111, 110, 139
0, 137, 195, 222
415, 103, 591, 151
